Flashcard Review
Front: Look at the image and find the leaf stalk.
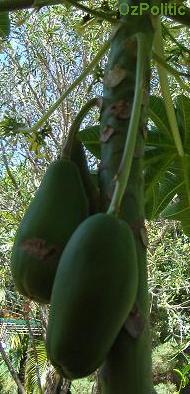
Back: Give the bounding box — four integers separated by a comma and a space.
108, 33, 146, 215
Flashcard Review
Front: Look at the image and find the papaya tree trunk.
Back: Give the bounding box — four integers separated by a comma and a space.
99, 2, 155, 393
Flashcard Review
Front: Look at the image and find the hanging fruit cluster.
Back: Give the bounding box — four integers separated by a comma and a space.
11, 106, 138, 379
11, 156, 89, 304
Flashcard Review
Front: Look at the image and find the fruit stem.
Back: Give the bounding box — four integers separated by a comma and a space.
153, 16, 184, 157
62, 97, 100, 159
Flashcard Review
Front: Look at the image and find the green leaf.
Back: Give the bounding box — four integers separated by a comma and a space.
77, 125, 100, 159
145, 124, 176, 219
145, 95, 190, 235
145, 182, 159, 220
175, 95, 190, 152
0, 115, 25, 136
145, 169, 177, 220
148, 96, 172, 138
25, 340, 48, 392
161, 155, 190, 236
173, 368, 184, 380
146, 126, 174, 150
145, 106, 175, 220
0, 12, 10, 38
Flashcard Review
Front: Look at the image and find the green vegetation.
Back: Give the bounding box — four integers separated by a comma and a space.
0, 0, 189, 393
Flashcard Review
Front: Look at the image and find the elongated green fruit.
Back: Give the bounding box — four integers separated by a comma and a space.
46, 213, 138, 379
11, 159, 89, 304
70, 137, 100, 214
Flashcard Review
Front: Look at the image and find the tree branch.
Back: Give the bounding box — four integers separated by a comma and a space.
0, 340, 26, 394
1, 142, 23, 198
0, 0, 117, 23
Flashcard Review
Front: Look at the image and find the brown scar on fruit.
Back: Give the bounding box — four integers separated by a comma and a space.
21, 239, 60, 261
104, 65, 127, 88
124, 304, 145, 338
110, 100, 130, 120
100, 125, 116, 142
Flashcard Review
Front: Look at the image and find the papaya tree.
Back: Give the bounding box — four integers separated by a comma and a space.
0, 1, 190, 393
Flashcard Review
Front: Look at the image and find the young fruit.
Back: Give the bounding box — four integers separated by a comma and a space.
11, 159, 89, 304
46, 213, 138, 379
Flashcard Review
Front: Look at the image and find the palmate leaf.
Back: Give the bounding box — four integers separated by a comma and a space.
76, 95, 190, 234
161, 155, 190, 236
162, 198, 190, 236
153, 171, 178, 216
145, 166, 178, 220
146, 95, 182, 222
148, 95, 172, 137
25, 340, 48, 393
175, 95, 190, 152
145, 125, 176, 219
145, 94, 190, 235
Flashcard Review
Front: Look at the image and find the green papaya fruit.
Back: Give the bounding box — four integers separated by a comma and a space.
70, 137, 100, 214
46, 213, 138, 379
11, 159, 89, 304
